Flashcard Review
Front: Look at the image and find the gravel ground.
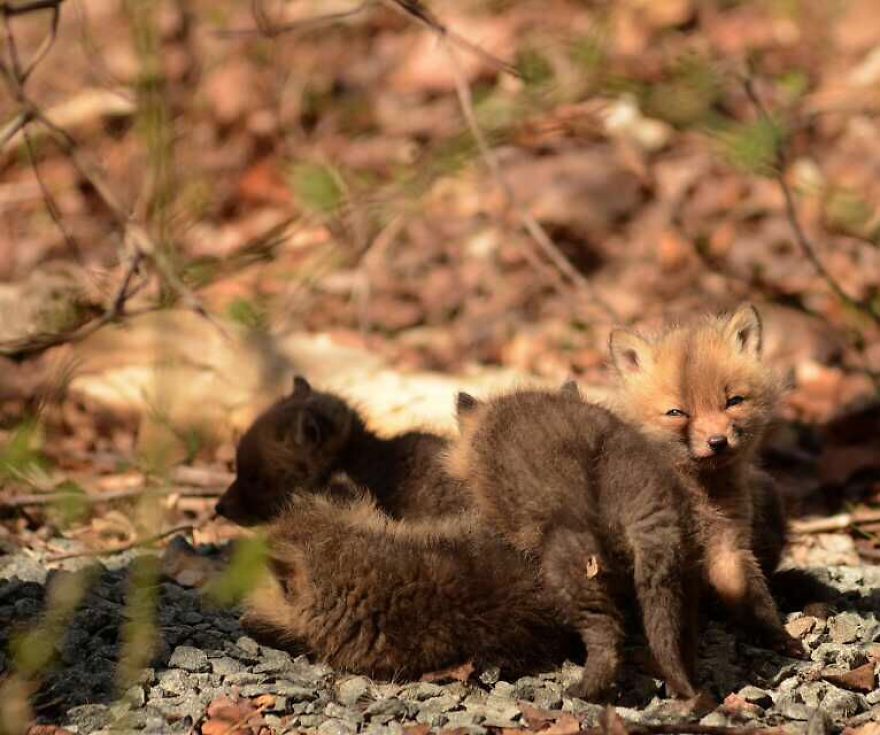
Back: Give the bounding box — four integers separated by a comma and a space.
1, 545, 878, 734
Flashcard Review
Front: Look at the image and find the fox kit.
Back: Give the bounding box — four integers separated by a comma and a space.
242, 492, 570, 679
216, 376, 469, 525
445, 388, 699, 702
607, 304, 801, 655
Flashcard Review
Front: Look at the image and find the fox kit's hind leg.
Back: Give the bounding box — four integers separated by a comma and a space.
541, 526, 623, 701
626, 520, 698, 698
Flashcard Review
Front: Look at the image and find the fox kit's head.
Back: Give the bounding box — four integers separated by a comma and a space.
216, 376, 359, 525
609, 305, 780, 469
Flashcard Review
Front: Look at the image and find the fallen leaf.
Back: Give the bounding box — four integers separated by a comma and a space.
403, 726, 430, 735
26, 727, 74, 735
722, 693, 764, 717
585, 555, 600, 579
518, 702, 560, 729
202, 695, 261, 735
821, 662, 877, 693
540, 713, 582, 735
843, 724, 880, 735
420, 660, 475, 684
599, 707, 628, 735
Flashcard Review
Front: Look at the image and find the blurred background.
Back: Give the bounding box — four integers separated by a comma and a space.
0, 0, 879, 727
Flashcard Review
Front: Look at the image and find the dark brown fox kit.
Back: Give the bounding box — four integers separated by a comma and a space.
608, 305, 802, 655
216, 376, 469, 525
242, 492, 570, 679
445, 388, 699, 702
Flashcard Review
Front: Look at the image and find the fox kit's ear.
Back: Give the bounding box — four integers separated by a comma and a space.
560, 379, 580, 397
609, 329, 653, 375
723, 304, 762, 358
293, 408, 322, 446
455, 392, 481, 432
291, 375, 312, 398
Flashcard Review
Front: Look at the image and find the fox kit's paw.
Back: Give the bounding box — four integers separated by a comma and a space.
565, 665, 618, 703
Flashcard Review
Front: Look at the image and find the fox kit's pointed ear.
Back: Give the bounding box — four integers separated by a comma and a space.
723, 304, 762, 358
456, 392, 479, 416
560, 379, 580, 397
291, 375, 312, 398
609, 329, 653, 375
455, 392, 480, 432
293, 408, 322, 446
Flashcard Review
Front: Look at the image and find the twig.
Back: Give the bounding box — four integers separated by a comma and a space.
741, 75, 880, 326
436, 30, 619, 321
1, 0, 65, 16
0, 484, 223, 509
381, 0, 520, 78
216, 0, 372, 38
46, 522, 196, 562
790, 509, 880, 535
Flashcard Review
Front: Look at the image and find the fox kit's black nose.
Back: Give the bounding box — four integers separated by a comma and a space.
215, 497, 229, 517
707, 435, 728, 453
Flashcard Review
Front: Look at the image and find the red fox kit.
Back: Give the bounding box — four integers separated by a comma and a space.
242, 492, 570, 679
445, 388, 700, 702
216, 376, 469, 525
608, 304, 801, 655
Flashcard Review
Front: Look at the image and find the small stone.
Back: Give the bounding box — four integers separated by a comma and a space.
492, 681, 515, 698
404, 682, 445, 701
317, 718, 357, 735
821, 686, 864, 719
776, 693, 813, 721
700, 712, 728, 726
479, 666, 501, 685
168, 645, 210, 673
324, 702, 361, 722
737, 685, 773, 707
235, 635, 261, 656
805, 708, 833, 735
787, 616, 818, 639
210, 656, 243, 676
65, 704, 112, 732
831, 613, 863, 644
533, 686, 562, 711
156, 669, 191, 696
364, 698, 408, 720
336, 675, 372, 706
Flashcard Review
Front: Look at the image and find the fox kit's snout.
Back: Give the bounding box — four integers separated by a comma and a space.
609, 304, 781, 467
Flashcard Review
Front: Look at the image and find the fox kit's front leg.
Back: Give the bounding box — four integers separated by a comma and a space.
704, 528, 802, 657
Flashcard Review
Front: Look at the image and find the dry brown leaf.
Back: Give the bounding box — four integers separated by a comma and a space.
722, 692, 763, 717
402, 726, 430, 735
420, 660, 475, 684
599, 706, 628, 735
26, 727, 74, 735
202, 695, 262, 735
843, 724, 880, 735
540, 713, 582, 735
518, 702, 561, 729
821, 662, 878, 693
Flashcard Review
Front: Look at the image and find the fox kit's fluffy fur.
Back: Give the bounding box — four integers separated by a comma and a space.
242, 493, 569, 679
607, 305, 800, 655
445, 388, 699, 702
216, 377, 469, 525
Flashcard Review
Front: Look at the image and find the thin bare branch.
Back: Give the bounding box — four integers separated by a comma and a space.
437, 34, 619, 321
1, 0, 66, 16
0, 484, 223, 509
46, 522, 197, 562
216, 0, 372, 38
380, 0, 521, 78
741, 75, 880, 326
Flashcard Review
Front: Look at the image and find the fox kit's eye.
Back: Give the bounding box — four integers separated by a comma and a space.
725, 396, 745, 408
665, 408, 688, 418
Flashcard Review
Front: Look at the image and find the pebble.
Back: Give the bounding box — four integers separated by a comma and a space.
830, 613, 863, 644
168, 645, 210, 673
737, 685, 773, 707
821, 686, 864, 718
336, 675, 372, 706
